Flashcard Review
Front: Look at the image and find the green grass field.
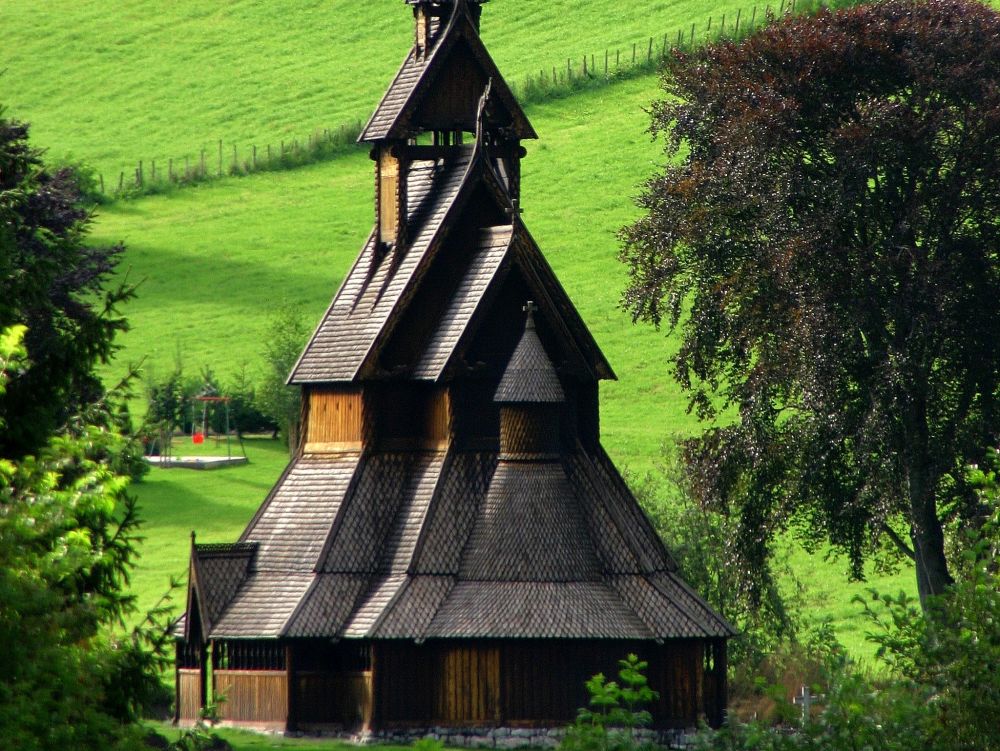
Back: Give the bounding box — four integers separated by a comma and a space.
2, 0, 751, 180
4, 0, 918, 667
146, 720, 406, 750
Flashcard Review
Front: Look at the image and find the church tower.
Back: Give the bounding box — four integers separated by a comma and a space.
176, 0, 732, 739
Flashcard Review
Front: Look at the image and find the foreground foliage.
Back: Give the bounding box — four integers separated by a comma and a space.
693, 463, 1000, 751
562, 654, 660, 751
0, 109, 133, 458
621, 0, 1000, 607
0, 327, 170, 750
0, 111, 168, 749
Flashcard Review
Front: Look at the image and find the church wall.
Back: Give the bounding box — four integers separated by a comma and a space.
291, 640, 374, 727
177, 670, 202, 722
214, 670, 288, 725
367, 383, 450, 450
371, 639, 712, 729
304, 387, 365, 451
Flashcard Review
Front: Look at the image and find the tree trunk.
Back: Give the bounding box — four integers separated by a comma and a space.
903, 394, 954, 608
909, 482, 953, 607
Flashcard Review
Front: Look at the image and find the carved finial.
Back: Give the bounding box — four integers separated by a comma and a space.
523, 300, 538, 330
475, 77, 494, 146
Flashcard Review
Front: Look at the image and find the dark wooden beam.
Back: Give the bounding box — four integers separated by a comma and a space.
285, 643, 298, 732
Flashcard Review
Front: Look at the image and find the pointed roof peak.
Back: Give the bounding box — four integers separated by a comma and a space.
359, 0, 535, 142
495, 302, 565, 404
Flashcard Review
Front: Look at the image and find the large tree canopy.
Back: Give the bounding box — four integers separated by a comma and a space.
620, 0, 1000, 606
0, 111, 130, 457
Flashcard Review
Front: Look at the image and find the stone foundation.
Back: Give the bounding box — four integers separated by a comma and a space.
286, 726, 697, 749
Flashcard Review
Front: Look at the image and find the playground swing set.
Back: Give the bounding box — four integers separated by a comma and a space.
147, 392, 248, 469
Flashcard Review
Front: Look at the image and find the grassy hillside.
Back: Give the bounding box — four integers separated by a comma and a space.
3, 0, 759, 180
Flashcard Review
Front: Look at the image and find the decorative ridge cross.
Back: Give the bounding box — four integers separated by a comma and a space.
523, 300, 538, 329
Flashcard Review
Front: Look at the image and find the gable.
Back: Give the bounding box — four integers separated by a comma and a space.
359, 1, 535, 142
383, 218, 615, 384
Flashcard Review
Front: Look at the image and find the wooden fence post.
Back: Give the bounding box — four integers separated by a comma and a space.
253, 145, 257, 169
691, 22, 696, 45
152, 159, 156, 182
232, 143, 237, 170
118, 172, 124, 192
632, 42, 636, 64
583, 54, 587, 76
616, 49, 620, 68
647, 36, 653, 62
169, 158, 174, 182
99, 173, 104, 194
604, 49, 608, 76
138, 160, 143, 186
217, 139, 222, 176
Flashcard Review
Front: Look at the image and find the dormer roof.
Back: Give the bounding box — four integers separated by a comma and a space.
359, 0, 536, 142
495, 306, 566, 403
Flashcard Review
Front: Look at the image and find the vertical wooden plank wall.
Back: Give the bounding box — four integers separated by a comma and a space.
295, 671, 373, 726
426, 387, 451, 447
214, 670, 288, 724
653, 640, 704, 727
177, 669, 202, 721
379, 150, 399, 244
435, 643, 500, 723
371, 639, 715, 729
304, 388, 364, 452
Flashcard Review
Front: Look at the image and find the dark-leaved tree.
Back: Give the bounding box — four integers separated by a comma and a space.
620, 0, 1000, 607
0, 109, 133, 458
0, 111, 168, 750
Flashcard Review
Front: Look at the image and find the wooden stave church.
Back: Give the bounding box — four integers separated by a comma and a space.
175, 0, 734, 735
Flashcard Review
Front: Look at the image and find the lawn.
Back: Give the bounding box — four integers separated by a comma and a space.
146, 721, 408, 751
129, 436, 291, 618
2, 0, 760, 181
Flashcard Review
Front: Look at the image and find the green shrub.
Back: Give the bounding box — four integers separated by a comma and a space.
561, 654, 659, 751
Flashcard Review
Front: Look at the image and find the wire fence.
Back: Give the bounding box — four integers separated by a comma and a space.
95, 0, 855, 203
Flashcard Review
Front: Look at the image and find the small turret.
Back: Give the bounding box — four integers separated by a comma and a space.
495, 301, 565, 458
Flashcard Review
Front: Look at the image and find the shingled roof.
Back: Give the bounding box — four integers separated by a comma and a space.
494, 308, 566, 403
359, 0, 535, 142
185, 442, 734, 641
288, 150, 475, 384
288, 151, 614, 385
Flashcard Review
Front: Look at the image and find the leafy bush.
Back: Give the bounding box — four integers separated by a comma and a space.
0, 327, 172, 750
561, 654, 659, 751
